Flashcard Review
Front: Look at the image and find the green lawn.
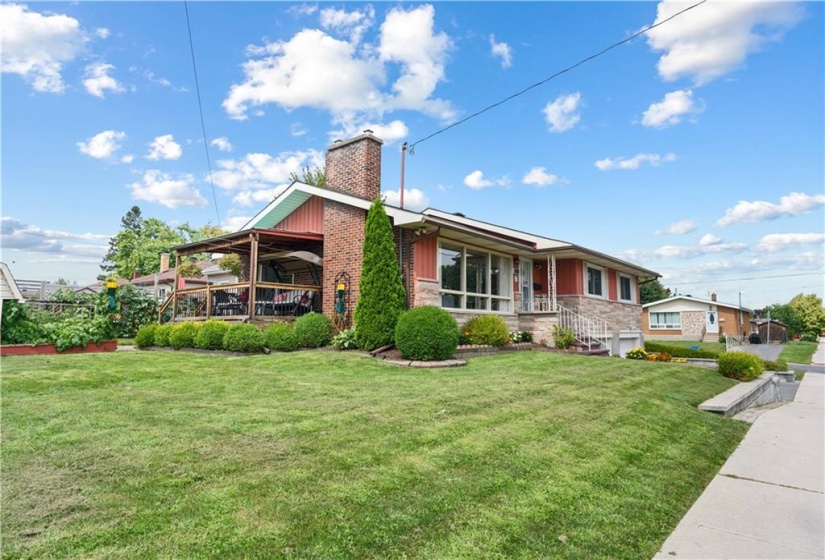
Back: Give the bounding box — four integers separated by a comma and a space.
779, 340, 819, 364
647, 339, 726, 354
1, 351, 747, 559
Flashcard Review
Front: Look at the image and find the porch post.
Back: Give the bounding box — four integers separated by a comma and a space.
549, 254, 557, 312
172, 254, 181, 320
248, 233, 259, 321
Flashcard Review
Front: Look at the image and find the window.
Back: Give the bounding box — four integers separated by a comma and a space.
438, 241, 511, 312
618, 274, 634, 303
585, 263, 605, 297
650, 312, 681, 329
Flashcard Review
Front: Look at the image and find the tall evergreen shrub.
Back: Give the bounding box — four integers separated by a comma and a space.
354, 198, 407, 350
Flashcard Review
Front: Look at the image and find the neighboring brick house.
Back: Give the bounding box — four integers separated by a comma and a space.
171, 132, 659, 355
643, 294, 752, 342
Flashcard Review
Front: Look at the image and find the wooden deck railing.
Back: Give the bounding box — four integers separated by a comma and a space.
158, 282, 321, 323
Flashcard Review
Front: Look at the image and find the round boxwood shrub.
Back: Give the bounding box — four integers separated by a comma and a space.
463, 315, 509, 346
718, 351, 765, 381
135, 324, 158, 348
153, 324, 173, 347
194, 320, 230, 350
395, 306, 459, 361
223, 324, 265, 353
293, 312, 332, 348
265, 322, 300, 352
169, 321, 200, 350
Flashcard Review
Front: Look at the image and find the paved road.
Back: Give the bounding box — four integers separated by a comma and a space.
740, 342, 785, 361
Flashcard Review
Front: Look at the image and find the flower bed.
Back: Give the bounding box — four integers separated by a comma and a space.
0, 340, 117, 357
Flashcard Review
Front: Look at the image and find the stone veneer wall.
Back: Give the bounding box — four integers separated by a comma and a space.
557, 295, 643, 333
415, 279, 440, 307
681, 311, 705, 339
517, 314, 559, 346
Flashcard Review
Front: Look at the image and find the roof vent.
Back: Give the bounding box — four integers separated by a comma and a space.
363, 129, 373, 135
453, 212, 465, 217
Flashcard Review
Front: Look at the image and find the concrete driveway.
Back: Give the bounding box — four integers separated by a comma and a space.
741, 343, 785, 361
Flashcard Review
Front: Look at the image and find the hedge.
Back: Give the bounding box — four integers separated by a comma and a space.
644, 342, 719, 359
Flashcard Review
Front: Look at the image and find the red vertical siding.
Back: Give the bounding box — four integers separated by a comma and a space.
608, 269, 617, 301
533, 261, 547, 295
274, 197, 324, 233
414, 236, 437, 280
556, 259, 583, 295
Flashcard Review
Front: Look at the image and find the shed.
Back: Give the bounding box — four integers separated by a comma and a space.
750, 319, 789, 344
1, 262, 24, 303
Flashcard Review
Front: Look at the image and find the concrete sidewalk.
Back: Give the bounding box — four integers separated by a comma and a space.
654, 373, 824, 559
812, 336, 825, 366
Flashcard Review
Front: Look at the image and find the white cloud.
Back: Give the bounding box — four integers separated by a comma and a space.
210, 137, 233, 152
655, 219, 696, 235
319, 5, 375, 44
77, 130, 126, 159
121, 154, 134, 164
0, 3, 89, 93
95, 28, 110, 39
82, 62, 124, 98
716, 192, 825, 227
290, 123, 307, 137
329, 119, 409, 144
652, 241, 747, 259
143, 70, 189, 92
522, 167, 558, 187
382, 188, 430, 211
595, 152, 676, 171
1, 217, 108, 257
378, 5, 455, 120
232, 186, 290, 207
129, 170, 207, 209
464, 170, 493, 190
224, 215, 253, 232
645, 1, 804, 85
543, 92, 582, 133
212, 149, 324, 192
146, 134, 182, 161
756, 233, 825, 253
489, 35, 512, 68
642, 89, 703, 128
224, 5, 456, 125
699, 233, 722, 246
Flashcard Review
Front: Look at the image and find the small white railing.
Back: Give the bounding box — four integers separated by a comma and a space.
725, 334, 743, 352
558, 304, 609, 351
530, 294, 557, 313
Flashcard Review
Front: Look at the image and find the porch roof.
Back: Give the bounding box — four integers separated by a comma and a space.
173, 228, 324, 257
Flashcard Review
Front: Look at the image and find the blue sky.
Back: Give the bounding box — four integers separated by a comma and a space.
2, 1, 823, 309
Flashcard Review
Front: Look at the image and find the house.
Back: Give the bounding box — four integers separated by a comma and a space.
643, 294, 752, 342
75, 277, 130, 295
166, 132, 659, 355
1, 262, 25, 309
131, 254, 211, 302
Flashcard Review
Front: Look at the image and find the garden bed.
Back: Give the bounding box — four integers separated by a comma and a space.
0, 340, 117, 357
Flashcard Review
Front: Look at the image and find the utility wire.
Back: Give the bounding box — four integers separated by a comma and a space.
184, 0, 221, 227
669, 271, 824, 286
408, 0, 708, 154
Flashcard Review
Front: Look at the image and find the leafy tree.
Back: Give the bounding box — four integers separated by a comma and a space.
289, 166, 326, 188
96, 284, 158, 338
354, 198, 406, 350
788, 293, 825, 336
640, 279, 672, 305
761, 303, 804, 336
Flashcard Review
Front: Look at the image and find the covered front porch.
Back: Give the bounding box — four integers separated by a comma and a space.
160, 229, 325, 323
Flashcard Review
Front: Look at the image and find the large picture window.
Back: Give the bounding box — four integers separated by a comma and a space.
649, 312, 681, 329
438, 242, 511, 312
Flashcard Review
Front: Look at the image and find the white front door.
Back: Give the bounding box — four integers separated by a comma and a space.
520, 258, 532, 312
706, 310, 719, 334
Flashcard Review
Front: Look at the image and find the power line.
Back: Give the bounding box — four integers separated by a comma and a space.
184, 1, 221, 227
669, 271, 824, 286
408, 0, 707, 154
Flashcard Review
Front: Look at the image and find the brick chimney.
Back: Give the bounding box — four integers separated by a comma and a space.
325, 131, 383, 200
711, 292, 717, 302
160, 252, 170, 273
322, 131, 384, 318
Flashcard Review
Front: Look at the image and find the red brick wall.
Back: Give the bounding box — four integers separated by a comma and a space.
326, 133, 383, 201
322, 201, 367, 317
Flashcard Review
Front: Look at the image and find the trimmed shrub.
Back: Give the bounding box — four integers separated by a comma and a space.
170, 322, 199, 350
626, 347, 648, 360
354, 198, 407, 350
223, 324, 265, 353
153, 324, 173, 347
331, 327, 358, 350
718, 334, 727, 344
644, 341, 719, 359
463, 315, 509, 346
395, 306, 459, 361
194, 320, 230, 350
647, 352, 672, 362
718, 351, 765, 381
265, 322, 300, 352
552, 325, 576, 350
763, 358, 789, 372
294, 312, 332, 348
509, 331, 533, 343
135, 324, 158, 348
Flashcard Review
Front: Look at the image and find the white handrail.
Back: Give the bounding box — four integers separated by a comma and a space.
725, 334, 743, 352
558, 304, 609, 351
